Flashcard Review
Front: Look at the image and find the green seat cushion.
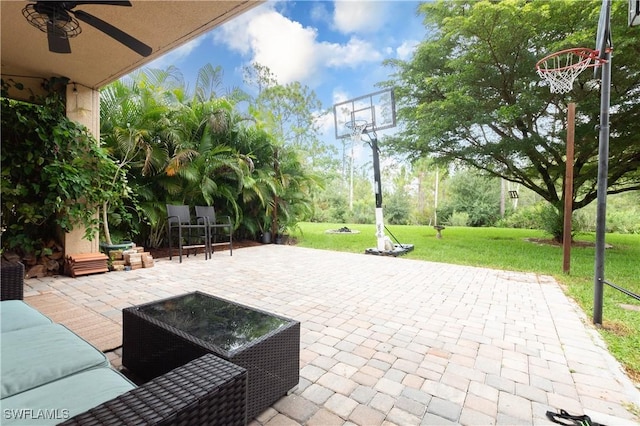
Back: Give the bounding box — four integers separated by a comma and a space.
1, 323, 109, 398
0, 301, 52, 333
1, 367, 135, 425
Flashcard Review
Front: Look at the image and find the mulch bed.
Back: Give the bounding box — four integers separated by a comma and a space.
148, 239, 263, 259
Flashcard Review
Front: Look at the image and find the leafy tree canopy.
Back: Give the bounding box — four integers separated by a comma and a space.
383, 0, 640, 218
244, 63, 338, 173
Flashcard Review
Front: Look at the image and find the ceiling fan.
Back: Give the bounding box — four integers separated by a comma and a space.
22, 1, 152, 57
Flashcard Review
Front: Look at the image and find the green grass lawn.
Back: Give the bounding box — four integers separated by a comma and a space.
291, 222, 640, 381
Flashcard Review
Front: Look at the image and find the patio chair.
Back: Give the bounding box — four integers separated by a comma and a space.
166, 205, 209, 263
195, 206, 233, 256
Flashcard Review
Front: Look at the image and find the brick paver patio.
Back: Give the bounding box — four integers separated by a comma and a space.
24, 245, 640, 425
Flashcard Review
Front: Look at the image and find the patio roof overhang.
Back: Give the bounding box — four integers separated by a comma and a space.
1, 1, 262, 101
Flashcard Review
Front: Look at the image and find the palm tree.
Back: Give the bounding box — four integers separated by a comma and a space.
100, 77, 168, 246
99, 63, 321, 247
269, 145, 322, 238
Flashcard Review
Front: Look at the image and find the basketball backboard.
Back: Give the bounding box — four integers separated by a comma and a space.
595, 0, 612, 59
631, 0, 640, 26
333, 89, 396, 139
594, 0, 612, 79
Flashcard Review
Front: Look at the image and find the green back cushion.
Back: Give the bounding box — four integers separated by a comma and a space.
1, 323, 109, 398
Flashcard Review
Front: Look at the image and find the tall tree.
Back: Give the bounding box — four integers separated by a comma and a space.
383, 0, 640, 240
242, 63, 328, 235
244, 63, 338, 172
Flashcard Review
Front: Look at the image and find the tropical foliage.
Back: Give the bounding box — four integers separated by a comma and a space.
99, 64, 322, 248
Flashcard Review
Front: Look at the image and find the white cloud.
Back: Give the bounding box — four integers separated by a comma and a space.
247, 11, 319, 84
332, 89, 351, 105
396, 40, 420, 60
212, 3, 383, 86
309, 2, 332, 24
323, 37, 383, 68
316, 108, 337, 138
210, 5, 263, 55
333, 1, 387, 34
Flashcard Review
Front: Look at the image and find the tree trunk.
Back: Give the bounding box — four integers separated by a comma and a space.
101, 202, 113, 246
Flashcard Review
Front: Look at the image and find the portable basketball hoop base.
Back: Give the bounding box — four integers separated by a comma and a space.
365, 244, 415, 257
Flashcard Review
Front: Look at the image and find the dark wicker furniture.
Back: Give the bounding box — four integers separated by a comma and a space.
3, 285, 247, 425
122, 292, 300, 421
60, 354, 248, 426
1, 259, 25, 301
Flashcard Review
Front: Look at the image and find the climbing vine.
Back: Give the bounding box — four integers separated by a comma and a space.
1, 78, 126, 256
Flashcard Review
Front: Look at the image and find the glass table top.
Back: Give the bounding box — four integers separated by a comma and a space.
137, 292, 288, 351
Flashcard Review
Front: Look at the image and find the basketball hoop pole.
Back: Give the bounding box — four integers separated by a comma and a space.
362, 127, 387, 252
593, 39, 612, 326
345, 120, 388, 252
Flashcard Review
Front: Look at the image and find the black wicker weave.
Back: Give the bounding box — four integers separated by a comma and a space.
1, 259, 25, 301
123, 292, 300, 421
60, 354, 247, 426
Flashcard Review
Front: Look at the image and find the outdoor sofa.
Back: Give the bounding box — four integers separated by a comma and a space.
0, 260, 248, 425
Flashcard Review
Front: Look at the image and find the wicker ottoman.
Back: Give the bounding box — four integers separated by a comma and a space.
123, 292, 300, 421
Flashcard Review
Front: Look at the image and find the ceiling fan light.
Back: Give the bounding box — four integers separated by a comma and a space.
53, 17, 82, 38
22, 3, 82, 38
22, 4, 48, 33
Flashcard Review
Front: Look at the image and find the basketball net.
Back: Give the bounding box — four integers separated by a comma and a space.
536, 48, 606, 94
345, 119, 368, 143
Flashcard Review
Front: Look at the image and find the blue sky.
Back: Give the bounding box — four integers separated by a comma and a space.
146, 1, 426, 155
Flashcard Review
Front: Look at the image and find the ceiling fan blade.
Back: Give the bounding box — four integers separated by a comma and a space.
71, 1, 132, 6
71, 9, 152, 57
47, 22, 72, 53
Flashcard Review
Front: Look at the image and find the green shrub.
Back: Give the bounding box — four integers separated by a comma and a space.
437, 170, 501, 227
571, 193, 640, 234
348, 200, 375, 224
606, 210, 640, 234
539, 204, 562, 240
448, 211, 470, 226
496, 201, 595, 240
385, 191, 411, 225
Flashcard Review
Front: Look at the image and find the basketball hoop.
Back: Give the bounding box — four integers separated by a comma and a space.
536, 48, 607, 93
345, 119, 369, 140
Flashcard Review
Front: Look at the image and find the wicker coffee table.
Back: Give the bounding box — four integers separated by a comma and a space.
122, 291, 300, 421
